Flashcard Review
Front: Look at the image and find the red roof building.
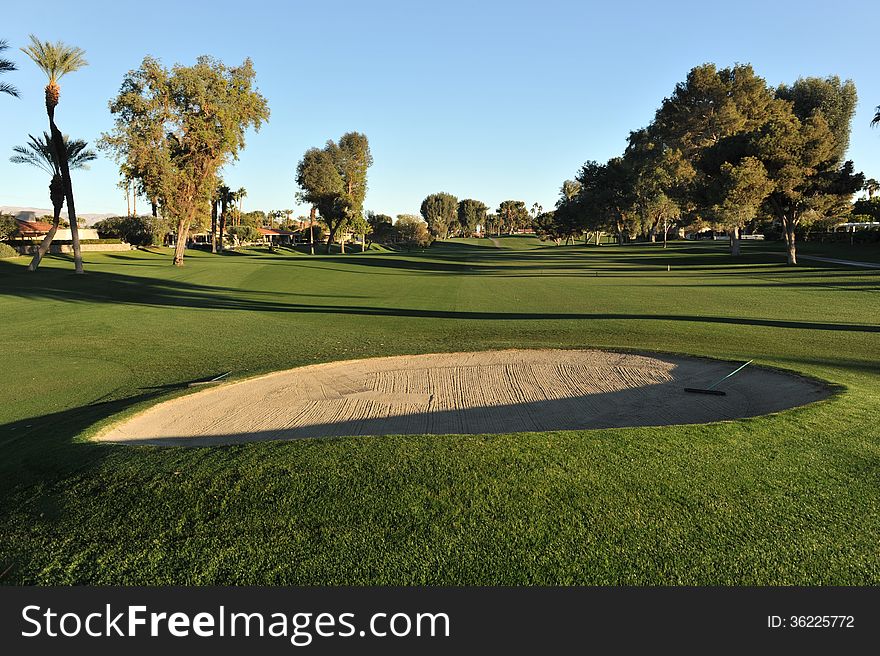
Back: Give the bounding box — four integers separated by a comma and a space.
15, 218, 54, 238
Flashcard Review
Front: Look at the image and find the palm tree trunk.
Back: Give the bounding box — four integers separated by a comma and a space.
47, 121, 83, 273
27, 219, 59, 271
29, 174, 65, 272
218, 208, 227, 253
211, 201, 218, 253
28, 209, 61, 272
309, 206, 316, 255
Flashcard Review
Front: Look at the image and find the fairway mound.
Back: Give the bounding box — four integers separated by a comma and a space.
97, 350, 831, 446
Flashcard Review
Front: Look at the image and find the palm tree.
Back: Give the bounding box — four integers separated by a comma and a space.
210, 180, 223, 253
217, 185, 236, 252
864, 178, 880, 201
10, 132, 96, 271
308, 206, 316, 254
236, 187, 247, 225
20, 35, 88, 273
872, 105, 880, 127
0, 40, 19, 98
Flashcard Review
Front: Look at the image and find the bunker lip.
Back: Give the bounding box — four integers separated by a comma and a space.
95, 349, 833, 447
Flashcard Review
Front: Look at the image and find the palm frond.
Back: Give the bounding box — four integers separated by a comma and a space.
0, 39, 19, 97
65, 138, 98, 169
9, 131, 97, 175
20, 35, 87, 83
10, 133, 56, 175
872, 105, 880, 128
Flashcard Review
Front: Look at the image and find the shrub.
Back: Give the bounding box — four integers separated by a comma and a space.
393, 215, 432, 248
297, 224, 326, 243
227, 225, 263, 244
0, 242, 19, 258
93, 215, 171, 247
0, 214, 17, 241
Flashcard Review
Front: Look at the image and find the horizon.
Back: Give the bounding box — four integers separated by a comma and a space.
1, 0, 878, 218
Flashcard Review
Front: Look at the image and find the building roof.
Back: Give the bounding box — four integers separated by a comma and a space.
15, 217, 54, 235
258, 228, 296, 236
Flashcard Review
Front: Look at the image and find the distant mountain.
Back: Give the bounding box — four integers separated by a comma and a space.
0, 206, 120, 226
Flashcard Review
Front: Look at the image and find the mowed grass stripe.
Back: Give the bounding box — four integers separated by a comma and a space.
0, 239, 877, 584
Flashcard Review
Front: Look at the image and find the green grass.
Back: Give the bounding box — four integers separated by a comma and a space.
782, 240, 880, 264
1, 239, 878, 585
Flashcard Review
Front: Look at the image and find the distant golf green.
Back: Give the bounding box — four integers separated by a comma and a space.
1, 239, 878, 585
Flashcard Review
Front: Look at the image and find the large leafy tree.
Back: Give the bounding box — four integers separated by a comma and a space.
102, 56, 269, 266
575, 158, 637, 245
483, 212, 500, 236
366, 211, 394, 244
653, 64, 775, 157
496, 200, 530, 234
532, 210, 562, 244
852, 197, 880, 221
776, 76, 857, 163
20, 36, 88, 273
651, 63, 778, 255
296, 147, 343, 252
99, 57, 170, 219
0, 40, 19, 97
457, 199, 487, 237
707, 157, 773, 254
624, 128, 693, 248
10, 132, 96, 271
757, 98, 863, 264
420, 192, 458, 239
549, 180, 589, 244
330, 132, 372, 253
296, 132, 372, 254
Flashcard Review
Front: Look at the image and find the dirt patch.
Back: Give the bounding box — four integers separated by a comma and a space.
96, 349, 832, 446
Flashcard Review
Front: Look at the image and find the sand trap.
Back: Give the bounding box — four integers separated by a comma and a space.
97, 350, 832, 446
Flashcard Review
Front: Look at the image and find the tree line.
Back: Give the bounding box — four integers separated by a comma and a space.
537, 63, 868, 264
4, 41, 880, 270
416, 194, 536, 239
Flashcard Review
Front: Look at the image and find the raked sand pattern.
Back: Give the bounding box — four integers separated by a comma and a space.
97, 349, 832, 446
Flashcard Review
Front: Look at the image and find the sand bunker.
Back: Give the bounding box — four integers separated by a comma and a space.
98, 350, 831, 446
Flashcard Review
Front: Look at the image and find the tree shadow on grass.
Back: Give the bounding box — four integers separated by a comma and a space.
0, 392, 174, 511
0, 261, 877, 333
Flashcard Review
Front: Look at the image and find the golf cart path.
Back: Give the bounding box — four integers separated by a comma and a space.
97, 349, 833, 446
798, 255, 880, 269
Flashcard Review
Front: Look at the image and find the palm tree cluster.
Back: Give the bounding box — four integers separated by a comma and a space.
19, 35, 89, 273
10, 133, 96, 270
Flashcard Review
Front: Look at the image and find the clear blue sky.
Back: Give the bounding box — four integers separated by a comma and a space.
1, 0, 878, 218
